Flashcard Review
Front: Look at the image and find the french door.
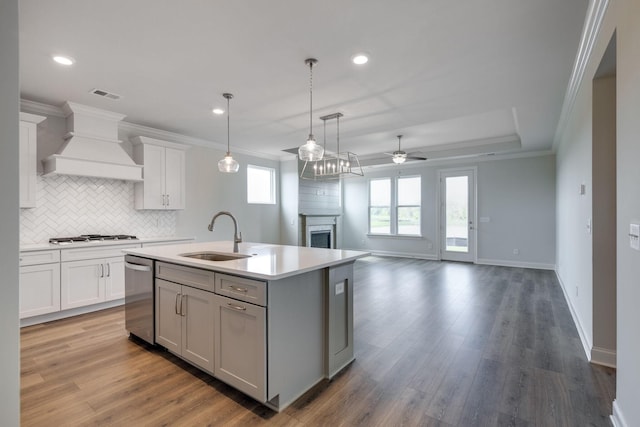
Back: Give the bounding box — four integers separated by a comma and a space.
439, 169, 476, 262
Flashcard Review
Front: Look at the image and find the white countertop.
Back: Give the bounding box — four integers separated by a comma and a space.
20, 236, 194, 252
123, 241, 370, 280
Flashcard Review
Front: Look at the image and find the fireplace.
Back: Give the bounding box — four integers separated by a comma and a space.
301, 215, 338, 249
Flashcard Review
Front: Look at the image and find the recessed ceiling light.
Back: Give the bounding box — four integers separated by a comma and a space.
52, 55, 75, 66
212, 108, 225, 115
352, 53, 369, 65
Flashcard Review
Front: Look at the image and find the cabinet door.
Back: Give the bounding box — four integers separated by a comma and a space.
19, 263, 61, 318
164, 147, 185, 209
61, 259, 105, 309
142, 143, 166, 209
19, 121, 37, 208
214, 295, 266, 402
155, 279, 181, 354
182, 286, 215, 374
104, 256, 125, 301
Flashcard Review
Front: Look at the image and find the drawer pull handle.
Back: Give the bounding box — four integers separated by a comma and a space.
229, 285, 248, 293
227, 303, 246, 311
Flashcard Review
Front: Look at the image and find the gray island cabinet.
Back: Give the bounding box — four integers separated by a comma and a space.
123, 241, 369, 412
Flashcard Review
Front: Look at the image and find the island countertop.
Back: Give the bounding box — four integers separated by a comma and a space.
123, 241, 370, 280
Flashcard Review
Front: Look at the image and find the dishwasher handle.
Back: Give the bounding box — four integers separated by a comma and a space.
124, 261, 152, 272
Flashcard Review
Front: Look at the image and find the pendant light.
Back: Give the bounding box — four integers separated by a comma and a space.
298, 58, 324, 162
218, 93, 239, 173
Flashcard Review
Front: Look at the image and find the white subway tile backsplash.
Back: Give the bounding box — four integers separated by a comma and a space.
20, 175, 176, 244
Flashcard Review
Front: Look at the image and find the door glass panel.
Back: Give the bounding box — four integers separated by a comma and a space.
445, 176, 468, 253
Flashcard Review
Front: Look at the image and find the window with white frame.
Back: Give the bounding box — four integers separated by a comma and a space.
247, 165, 276, 204
368, 176, 421, 235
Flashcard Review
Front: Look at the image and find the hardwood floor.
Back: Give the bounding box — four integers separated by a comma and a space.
21, 256, 615, 426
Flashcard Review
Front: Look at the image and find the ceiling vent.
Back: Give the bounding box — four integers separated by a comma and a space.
90, 88, 122, 100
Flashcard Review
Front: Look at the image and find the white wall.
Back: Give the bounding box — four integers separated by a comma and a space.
342, 154, 556, 268
279, 158, 299, 246
0, 0, 20, 424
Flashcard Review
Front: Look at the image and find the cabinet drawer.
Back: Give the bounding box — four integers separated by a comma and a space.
20, 250, 60, 266
156, 262, 215, 292
215, 273, 266, 306
61, 243, 141, 262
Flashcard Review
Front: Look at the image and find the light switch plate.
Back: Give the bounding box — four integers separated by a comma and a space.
335, 282, 345, 295
630, 223, 640, 250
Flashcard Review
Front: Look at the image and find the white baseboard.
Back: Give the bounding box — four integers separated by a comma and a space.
555, 271, 592, 361
361, 249, 439, 260
611, 399, 629, 427
20, 299, 124, 327
591, 346, 617, 368
476, 258, 556, 270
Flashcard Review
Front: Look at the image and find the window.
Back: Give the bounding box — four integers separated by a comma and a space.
368, 176, 421, 235
247, 165, 276, 204
369, 178, 391, 234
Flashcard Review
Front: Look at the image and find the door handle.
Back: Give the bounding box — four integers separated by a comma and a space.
166, 194, 170, 206
98, 264, 104, 278
175, 293, 181, 315
105, 263, 111, 277
180, 294, 185, 316
124, 262, 151, 272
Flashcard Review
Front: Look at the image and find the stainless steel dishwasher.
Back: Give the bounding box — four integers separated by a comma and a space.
124, 255, 155, 344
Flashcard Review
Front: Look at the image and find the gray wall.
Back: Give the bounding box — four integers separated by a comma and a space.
616, 0, 640, 423
175, 146, 281, 245
342, 154, 556, 268
557, 0, 640, 423
0, 0, 20, 424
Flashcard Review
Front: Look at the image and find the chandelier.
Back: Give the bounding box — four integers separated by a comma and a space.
300, 112, 363, 180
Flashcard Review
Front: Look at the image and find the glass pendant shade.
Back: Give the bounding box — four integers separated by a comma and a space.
218, 153, 239, 172
298, 58, 324, 162
218, 93, 239, 173
299, 135, 324, 161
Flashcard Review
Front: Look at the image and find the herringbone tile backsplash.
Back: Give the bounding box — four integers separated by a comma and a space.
20, 175, 176, 244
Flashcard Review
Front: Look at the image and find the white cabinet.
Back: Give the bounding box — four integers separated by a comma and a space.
214, 294, 266, 402
132, 136, 187, 210
19, 250, 60, 319
60, 256, 126, 309
19, 112, 46, 208
156, 278, 215, 373
60, 244, 139, 310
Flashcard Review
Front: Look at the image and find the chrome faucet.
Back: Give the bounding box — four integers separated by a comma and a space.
208, 211, 242, 253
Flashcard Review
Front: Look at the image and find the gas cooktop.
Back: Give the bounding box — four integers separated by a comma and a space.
49, 234, 138, 245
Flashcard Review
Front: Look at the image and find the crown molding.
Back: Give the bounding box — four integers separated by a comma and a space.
19, 99, 281, 161
553, 0, 610, 150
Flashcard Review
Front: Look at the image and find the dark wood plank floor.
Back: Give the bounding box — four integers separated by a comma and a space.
21, 256, 615, 426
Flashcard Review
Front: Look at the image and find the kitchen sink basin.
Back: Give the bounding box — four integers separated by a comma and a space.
179, 252, 251, 262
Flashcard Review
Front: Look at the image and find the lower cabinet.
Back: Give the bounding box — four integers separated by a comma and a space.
156, 278, 215, 374
214, 294, 266, 402
19, 263, 61, 318
61, 256, 126, 309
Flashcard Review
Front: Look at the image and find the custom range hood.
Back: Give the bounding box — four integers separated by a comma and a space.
42, 102, 143, 181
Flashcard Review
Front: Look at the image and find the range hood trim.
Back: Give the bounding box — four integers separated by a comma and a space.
42, 155, 144, 181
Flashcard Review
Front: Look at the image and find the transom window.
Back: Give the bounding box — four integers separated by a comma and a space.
369, 176, 421, 235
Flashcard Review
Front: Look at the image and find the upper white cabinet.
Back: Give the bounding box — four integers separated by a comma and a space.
19, 112, 46, 208
131, 136, 188, 210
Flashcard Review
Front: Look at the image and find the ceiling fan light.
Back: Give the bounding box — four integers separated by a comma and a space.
218, 153, 239, 173
392, 154, 406, 164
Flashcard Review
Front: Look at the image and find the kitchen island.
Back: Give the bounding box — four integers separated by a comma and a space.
123, 241, 369, 412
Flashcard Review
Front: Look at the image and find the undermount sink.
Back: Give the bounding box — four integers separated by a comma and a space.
179, 251, 251, 262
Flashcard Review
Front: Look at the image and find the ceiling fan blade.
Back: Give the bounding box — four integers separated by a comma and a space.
406, 156, 427, 160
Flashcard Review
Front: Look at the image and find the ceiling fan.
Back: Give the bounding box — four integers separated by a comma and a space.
384, 135, 427, 164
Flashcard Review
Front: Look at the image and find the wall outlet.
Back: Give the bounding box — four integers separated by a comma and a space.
513, 248, 519, 255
